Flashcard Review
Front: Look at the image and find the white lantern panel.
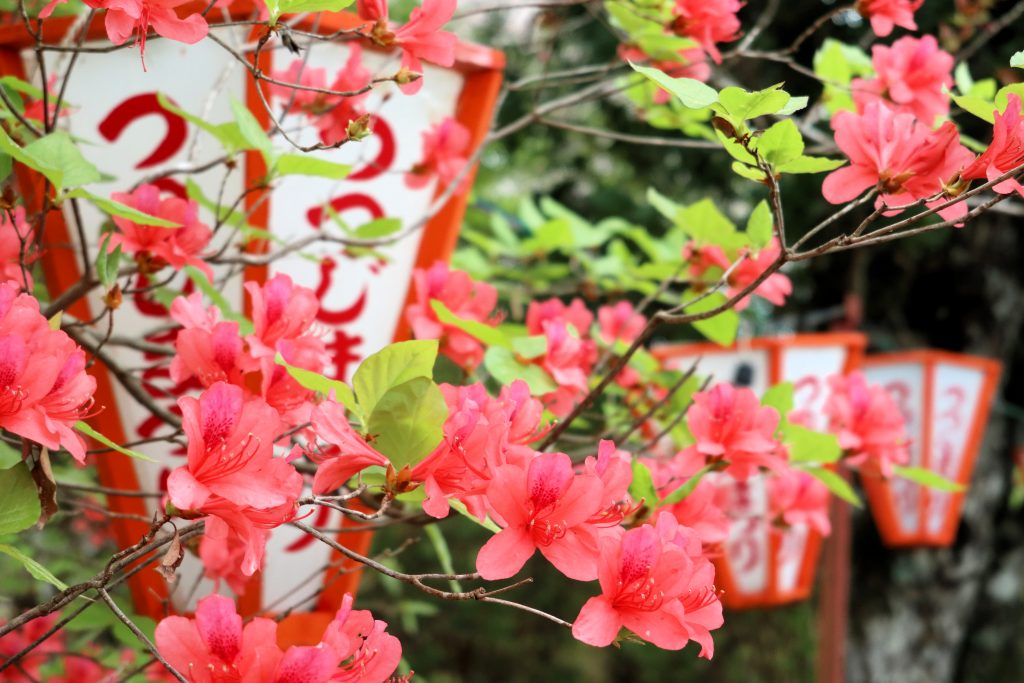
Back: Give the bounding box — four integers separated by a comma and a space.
779, 344, 850, 432
662, 348, 772, 396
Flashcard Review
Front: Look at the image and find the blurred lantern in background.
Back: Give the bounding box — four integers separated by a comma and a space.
1, 6, 503, 629
861, 351, 1001, 547
653, 333, 865, 608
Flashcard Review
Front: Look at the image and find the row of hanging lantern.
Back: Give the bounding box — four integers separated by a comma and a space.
3, 6, 505, 636
653, 337, 1001, 610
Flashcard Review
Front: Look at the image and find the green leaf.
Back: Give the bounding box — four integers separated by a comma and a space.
746, 200, 773, 249
629, 63, 719, 109
658, 464, 713, 508
0, 464, 41, 535
353, 340, 440, 418
430, 300, 510, 349
784, 423, 841, 463
628, 460, 657, 506
157, 93, 249, 154
65, 188, 180, 227
892, 465, 964, 492
275, 153, 351, 179
777, 96, 809, 116
366, 377, 447, 469
731, 161, 767, 182
23, 131, 100, 191
1011, 50, 1024, 69
354, 217, 402, 239
685, 291, 739, 347
677, 198, 740, 246
953, 94, 996, 124
277, 356, 359, 417
483, 346, 557, 395
448, 498, 501, 533
716, 85, 791, 121
761, 382, 794, 415
230, 98, 273, 163
776, 155, 846, 174
647, 187, 683, 223
510, 335, 547, 360
75, 421, 156, 462
96, 233, 121, 290
756, 119, 804, 167
805, 466, 861, 507
279, 0, 354, 14
0, 544, 67, 590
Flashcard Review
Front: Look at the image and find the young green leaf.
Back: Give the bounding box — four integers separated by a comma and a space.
365, 377, 448, 470
431, 300, 511, 349
353, 340, 440, 418
756, 119, 804, 167
66, 189, 181, 227
0, 464, 41, 535
629, 63, 719, 109
230, 98, 274, 164
685, 291, 739, 347
784, 423, 841, 463
746, 200, 773, 249
628, 460, 658, 507
75, 421, 156, 462
0, 544, 68, 590
805, 466, 862, 507
279, 0, 355, 14
892, 465, 964, 492
276, 356, 360, 419
275, 153, 351, 179
483, 346, 557, 395
775, 155, 846, 174
761, 381, 794, 415
1011, 50, 1023, 69
24, 131, 101, 191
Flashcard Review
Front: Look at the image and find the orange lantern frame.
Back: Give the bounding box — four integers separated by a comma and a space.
0, 6, 503, 636
861, 350, 1000, 547
652, 332, 866, 609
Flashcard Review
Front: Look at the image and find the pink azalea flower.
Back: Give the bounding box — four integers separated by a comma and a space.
823, 372, 910, 477
359, 0, 457, 95
405, 261, 500, 370
167, 383, 302, 575
476, 452, 604, 581
0, 615, 64, 682
404, 117, 472, 194
597, 301, 646, 346
244, 274, 328, 368
649, 458, 731, 546
0, 207, 35, 290
41, 0, 209, 68
536, 318, 597, 417
270, 46, 373, 146
319, 594, 404, 682
852, 35, 953, 126
0, 283, 95, 463
683, 240, 791, 310
768, 469, 832, 535
108, 184, 213, 278
526, 297, 593, 337
572, 513, 722, 655
961, 94, 1024, 197
822, 101, 975, 224
680, 383, 784, 480
856, 0, 924, 37
309, 399, 391, 494
670, 0, 742, 64
196, 520, 258, 595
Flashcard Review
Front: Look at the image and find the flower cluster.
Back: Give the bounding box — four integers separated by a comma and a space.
823, 371, 910, 477
684, 238, 792, 311
0, 281, 96, 463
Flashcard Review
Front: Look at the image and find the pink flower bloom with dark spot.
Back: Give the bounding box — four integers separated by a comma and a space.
670, 0, 742, 64
108, 184, 213, 278
167, 383, 302, 576
680, 383, 784, 480
823, 371, 910, 477
405, 261, 499, 370
405, 117, 472, 194
856, 0, 924, 37
477, 451, 604, 581
852, 35, 953, 126
822, 101, 975, 224
961, 94, 1024, 198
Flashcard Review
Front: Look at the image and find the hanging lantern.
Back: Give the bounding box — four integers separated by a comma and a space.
1, 7, 503, 628
861, 350, 1001, 547
652, 333, 866, 608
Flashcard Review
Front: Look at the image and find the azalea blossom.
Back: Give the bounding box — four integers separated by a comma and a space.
167, 382, 302, 576
1, 207, 35, 289
597, 301, 647, 346
358, 0, 457, 95
405, 261, 500, 370
405, 117, 472, 194
522, 298, 598, 416
768, 469, 832, 535
683, 240, 792, 311
670, 0, 742, 64
245, 273, 328, 367
649, 457, 731, 546
856, 0, 924, 38
0, 615, 64, 682
822, 102, 975, 223
679, 383, 784, 480
41, 0, 209, 68
961, 94, 1024, 197
107, 184, 213, 278
309, 399, 391, 494
0, 282, 96, 463
823, 372, 910, 477
476, 451, 604, 581
852, 35, 954, 126
572, 513, 722, 655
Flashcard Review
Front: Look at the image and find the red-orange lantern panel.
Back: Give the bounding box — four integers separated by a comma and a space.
861, 350, 1001, 547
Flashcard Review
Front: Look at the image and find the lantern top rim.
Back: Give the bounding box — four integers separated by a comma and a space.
651, 331, 869, 360
0, 2, 506, 71
862, 349, 1002, 374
